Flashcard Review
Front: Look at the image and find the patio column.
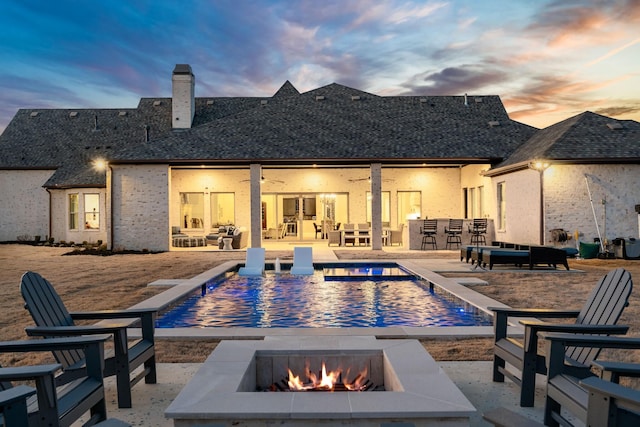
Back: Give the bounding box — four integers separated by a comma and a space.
250, 164, 262, 248
370, 163, 383, 250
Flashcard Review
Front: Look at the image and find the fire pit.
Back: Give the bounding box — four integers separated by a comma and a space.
166, 336, 475, 426
257, 349, 384, 392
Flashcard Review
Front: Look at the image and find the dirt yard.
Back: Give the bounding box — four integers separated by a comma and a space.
1, 244, 639, 366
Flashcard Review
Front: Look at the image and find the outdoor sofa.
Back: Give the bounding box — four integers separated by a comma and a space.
480, 245, 570, 270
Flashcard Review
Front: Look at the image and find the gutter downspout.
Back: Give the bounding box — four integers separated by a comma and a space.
45, 188, 52, 241
107, 164, 114, 250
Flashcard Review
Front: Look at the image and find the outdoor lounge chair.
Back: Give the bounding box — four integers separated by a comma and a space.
21, 271, 158, 409
0, 335, 110, 427
238, 248, 265, 276
542, 332, 640, 426
490, 268, 632, 407
481, 246, 570, 270
290, 247, 314, 275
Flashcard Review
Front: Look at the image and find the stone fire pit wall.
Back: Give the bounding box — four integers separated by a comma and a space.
165, 336, 476, 426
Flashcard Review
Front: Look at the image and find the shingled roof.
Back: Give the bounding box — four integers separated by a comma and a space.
0, 80, 537, 187
492, 111, 640, 172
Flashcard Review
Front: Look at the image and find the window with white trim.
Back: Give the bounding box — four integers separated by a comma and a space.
69, 194, 79, 230
84, 194, 100, 229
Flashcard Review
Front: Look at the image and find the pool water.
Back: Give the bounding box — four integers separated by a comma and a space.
156, 270, 492, 328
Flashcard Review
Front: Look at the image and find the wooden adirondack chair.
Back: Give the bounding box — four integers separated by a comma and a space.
0, 335, 109, 427
543, 333, 640, 426
490, 268, 632, 407
20, 271, 158, 409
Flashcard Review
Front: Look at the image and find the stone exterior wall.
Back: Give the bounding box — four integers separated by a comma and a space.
0, 170, 52, 241
110, 164, 170, 251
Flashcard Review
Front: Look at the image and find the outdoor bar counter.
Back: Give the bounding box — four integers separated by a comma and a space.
408, 218, 495, 250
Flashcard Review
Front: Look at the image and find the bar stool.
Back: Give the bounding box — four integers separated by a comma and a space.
445, 219, 463, 249
469, 218, 487, 245
420, 219, 438, 250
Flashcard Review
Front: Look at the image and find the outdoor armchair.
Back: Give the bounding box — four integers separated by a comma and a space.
21, 271, 157, 409
0, 335, 109, 427
1, 385, 36, 426
490, 268, 632, 407
543, 332, 640, 426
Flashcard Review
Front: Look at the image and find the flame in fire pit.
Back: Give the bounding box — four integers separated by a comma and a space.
287, 362, 368, 391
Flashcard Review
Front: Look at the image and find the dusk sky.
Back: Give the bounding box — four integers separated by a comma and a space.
1, 0, 639, 134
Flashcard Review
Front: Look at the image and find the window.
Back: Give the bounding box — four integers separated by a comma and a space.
366, 191, 390, 225
69, 194, 79, 230
478, 185, 485, 217
469, 188, 476, 218
497, 182, 506, 231
397, 191, 421, 223
180, 192, 204, 228
210, 193, 235, 227
84, 194, 100, 229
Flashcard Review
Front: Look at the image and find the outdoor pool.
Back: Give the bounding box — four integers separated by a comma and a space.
155, 265, 492, 328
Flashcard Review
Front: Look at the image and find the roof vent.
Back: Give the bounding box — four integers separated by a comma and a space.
315, 95, 325, 101
118, 111, 127, 117
419, 98, 427, 103
206, 100, 214, 105
30, 112, 39, 117
260, 100, 268, 105
69, 111, 78, 117
153, 100, 162, 106
607, 122, 623, 130
488, 120, 501, 127
475, 97, 483, 103
351, 95, 361, 101
464, 93, 468, 106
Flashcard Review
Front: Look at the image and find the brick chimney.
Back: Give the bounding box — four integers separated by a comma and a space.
172, 64, 195, 129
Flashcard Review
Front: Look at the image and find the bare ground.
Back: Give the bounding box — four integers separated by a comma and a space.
2, 244, 640, 367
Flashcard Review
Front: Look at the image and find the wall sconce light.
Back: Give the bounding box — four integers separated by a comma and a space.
529, 160, 550, 171
92, 158, 108, 171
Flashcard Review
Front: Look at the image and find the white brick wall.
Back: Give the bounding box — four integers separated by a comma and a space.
491, 164, 640, 246
50, 188, 107, 245
545, 164, 640, 244
0, 170, 52, 241
110, 164, 170, 251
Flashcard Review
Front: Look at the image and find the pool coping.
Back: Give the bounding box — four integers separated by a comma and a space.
124, 259, 524, 340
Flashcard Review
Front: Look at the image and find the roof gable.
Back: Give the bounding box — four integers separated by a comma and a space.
496, 111, 640, 169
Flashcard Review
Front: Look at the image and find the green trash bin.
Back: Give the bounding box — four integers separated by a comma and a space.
579, 241, 600, 259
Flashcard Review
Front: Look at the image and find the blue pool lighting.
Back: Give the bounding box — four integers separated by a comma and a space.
156, 266, 492, 328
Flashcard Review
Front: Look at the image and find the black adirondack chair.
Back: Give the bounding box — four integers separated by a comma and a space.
543, 333, 640, 426
1, 385, 36, 426
0, 335, 108, 427
20, 271, 158, 409
490, 268, 632, 407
